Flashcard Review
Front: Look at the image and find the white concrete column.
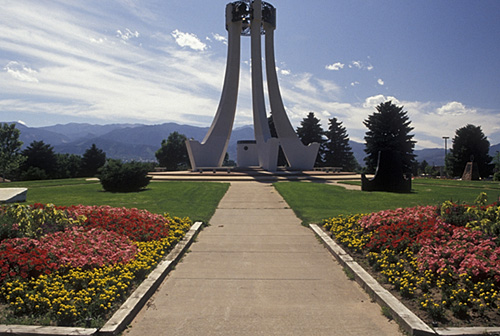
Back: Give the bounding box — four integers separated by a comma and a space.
250, 0, 278, 171
264, 22, 319, 170
186, 5, 243, 170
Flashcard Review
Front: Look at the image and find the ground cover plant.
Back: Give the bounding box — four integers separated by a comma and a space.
322, 193, 500, 327
1, 179, 229, 223
274, 180, 500, 224
0, 203, 192, 327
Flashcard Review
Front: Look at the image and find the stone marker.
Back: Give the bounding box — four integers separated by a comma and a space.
0, 188, 28, 203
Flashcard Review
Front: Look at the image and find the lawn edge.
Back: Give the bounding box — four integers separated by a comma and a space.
0, 221, 203, 336
309, 223, 500, 336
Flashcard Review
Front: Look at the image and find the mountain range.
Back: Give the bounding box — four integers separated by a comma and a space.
5, 121, 500, 167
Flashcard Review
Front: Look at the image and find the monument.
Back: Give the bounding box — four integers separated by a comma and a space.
186, 0, 319, 172
361, 150, 412, 193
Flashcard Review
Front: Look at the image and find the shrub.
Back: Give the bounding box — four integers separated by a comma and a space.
98, 160, 151, 192
494, 171, 500, 181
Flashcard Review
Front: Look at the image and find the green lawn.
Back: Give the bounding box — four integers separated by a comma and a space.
274, 180, 500, 224
1, 179, 229, 223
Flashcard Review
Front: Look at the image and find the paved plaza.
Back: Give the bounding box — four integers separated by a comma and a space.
125, 182, 402, 335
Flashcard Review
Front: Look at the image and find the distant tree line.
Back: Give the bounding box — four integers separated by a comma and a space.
3, 101, 497, 182
0, 123, 109, 181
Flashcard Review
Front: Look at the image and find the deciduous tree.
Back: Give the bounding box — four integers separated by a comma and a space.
445, 124, 493, 178
0, 123, 25, 181
155, 132, 190, 170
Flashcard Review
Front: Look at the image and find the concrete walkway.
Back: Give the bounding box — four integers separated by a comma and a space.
125, 182, 402, 335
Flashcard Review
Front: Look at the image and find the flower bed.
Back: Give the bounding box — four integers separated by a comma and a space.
0, 203, 192, 327
322, 193, 500, 326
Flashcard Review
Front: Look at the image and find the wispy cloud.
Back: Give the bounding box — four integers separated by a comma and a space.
4, 61, 39, 83
116, 29, 140, 42
1, 1, 499, 149
377, 78, 384, 86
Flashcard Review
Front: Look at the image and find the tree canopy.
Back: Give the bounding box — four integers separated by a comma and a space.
445, 124, 493, 178
20, 140, 58, 180
323, 118, 358, 171
155, 132, 190, 170
81, 144, 106, 177
0, 123, 25, 181
296, 112, 324, 166
363, 101, 416, 173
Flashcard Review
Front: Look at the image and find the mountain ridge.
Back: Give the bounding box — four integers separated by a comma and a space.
4, 121, 499, 166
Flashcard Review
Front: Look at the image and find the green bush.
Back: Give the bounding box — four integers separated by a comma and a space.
494, 171, 500, 181
98, 160, 151, 192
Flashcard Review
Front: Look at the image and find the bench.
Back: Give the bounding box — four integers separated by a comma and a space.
193, 167, 233, 174
313, 167, 342, 173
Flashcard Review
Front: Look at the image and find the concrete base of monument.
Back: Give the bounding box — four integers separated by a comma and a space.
0, 188, 28, 203
149, 168, 369, 185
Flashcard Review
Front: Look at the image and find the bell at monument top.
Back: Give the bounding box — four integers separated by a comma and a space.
228, 0, 276, 36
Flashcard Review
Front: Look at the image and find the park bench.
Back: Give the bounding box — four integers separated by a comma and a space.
313, 167, 342, 173
193, 167, 233, 174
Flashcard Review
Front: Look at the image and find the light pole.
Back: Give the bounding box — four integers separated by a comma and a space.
442, 136, 449, 178
442, 136, 449, 157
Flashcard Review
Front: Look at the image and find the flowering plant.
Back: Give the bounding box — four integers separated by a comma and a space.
324, 193, 500, 324
0, 203, 192, 327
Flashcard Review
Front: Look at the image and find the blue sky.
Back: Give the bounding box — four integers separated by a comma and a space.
1, 0, 500, 148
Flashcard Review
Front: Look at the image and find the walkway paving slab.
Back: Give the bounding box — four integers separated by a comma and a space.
125, 182, 402, 336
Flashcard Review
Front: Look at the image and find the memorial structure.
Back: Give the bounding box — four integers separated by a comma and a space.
186, 0, 319, 172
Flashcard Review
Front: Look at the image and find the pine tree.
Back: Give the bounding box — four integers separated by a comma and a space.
81, 144, 106, 177
296, 112, 324, 166
323, 118, 357, 171
363, 101, 416, 173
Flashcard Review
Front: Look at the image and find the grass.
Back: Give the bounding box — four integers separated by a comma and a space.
274, 180, 500, 224
1, 179, 229, 223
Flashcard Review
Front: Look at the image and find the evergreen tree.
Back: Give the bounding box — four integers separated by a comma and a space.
0, 123, 25, 181
81, 144, 106, 177
445, 124, 493, 178
296, 112, 324, 166
20, 140, 58, 180
323, 117, 357, 171
363, 101, 416, 173
155, 132, 190, 170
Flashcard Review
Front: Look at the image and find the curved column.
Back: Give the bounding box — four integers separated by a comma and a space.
264, 22, 319, 170
185, 5, 242, 169
251, 0, 278, 171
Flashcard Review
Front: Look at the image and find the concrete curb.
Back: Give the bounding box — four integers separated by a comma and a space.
310, 224, 500, 336
0, 222, 203, 336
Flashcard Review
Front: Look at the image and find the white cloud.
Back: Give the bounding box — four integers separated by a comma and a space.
350, 61, 362, 69
350, 81, 360, 87
212, 33, 228, 45
347, 60, 373, 71
116, 28, 139, 42
325, 62, 344, 71
171, 29, 207, 51
362, 95, 400, 109
436, 101, 475, 116
377, 78, 384, 86
4, 61, 39, 83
